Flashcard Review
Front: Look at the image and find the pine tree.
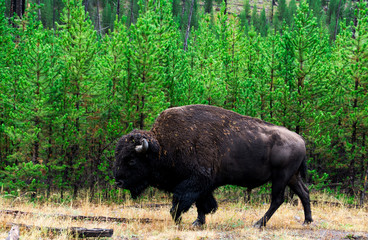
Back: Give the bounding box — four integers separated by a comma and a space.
332, 2, 368, 195
259, 8, 268, 37
0, 0, 16, 169
258, 28, 282, 122
327, 0, 345, 41
102, 1, 115, 34
20, 11, 58, 166
308, 0, 323, 23
129, 0, 170, 129
92, 16, 131, 196
287, 0, 297, 26
57, 0, 99, 198
282, 0, 329, 135
157, 1, 186, 107
187, 9, 225, 106
0, 3, 56, 196
127, 0, 140, 26
240, 26, 262, 117
277, 1, 331, 188
277, 0, 287, 22
277, 25, 297, 129
204, 0, 213, 13
217, 10, 245, 110
179, 47, 203, 105
239, 0, 251, 27
251, 4, 259, 31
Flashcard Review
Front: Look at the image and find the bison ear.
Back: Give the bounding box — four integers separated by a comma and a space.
135, 138, 149, 153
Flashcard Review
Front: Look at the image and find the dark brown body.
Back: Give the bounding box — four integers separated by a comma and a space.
114, 105, 313, 227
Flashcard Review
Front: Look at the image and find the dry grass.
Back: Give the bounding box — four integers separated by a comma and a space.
0, 193, 367, 239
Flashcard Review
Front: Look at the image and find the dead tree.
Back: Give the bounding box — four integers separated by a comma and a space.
183, 0, 195, 51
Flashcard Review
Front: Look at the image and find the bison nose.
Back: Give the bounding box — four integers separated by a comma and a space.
115, 180, 124, 188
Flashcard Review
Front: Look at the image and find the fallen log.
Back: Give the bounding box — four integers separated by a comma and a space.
7, 223, 113, 238
1, 209, 155, 223
5, 225, 20, 240
289, 199, 363, 209
123, 203, 170, 209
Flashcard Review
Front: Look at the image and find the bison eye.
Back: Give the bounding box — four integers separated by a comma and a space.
128, 159, 136, 166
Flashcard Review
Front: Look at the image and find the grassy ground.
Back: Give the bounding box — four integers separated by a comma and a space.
1, 192, 367, 239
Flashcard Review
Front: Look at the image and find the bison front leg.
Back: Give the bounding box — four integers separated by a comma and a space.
170, 178, 209, 225
170, 192, 200, 224
170, 190, 197, 224
193, 192, 218, 226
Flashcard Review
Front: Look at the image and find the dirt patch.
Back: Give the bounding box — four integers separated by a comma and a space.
287, 229, 368, 240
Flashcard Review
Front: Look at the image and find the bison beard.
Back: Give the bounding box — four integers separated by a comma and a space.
116, 179, 149, 199
114, 105, 313, 227
127, 183, 148, 200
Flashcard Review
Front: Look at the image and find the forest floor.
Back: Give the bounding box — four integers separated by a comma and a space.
221, 0, 273, 15
0, 192, 367, 239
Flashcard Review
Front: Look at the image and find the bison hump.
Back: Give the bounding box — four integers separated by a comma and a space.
151, 105, 229, 177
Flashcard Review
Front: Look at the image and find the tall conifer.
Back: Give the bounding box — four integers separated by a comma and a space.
57, 0, 99, 198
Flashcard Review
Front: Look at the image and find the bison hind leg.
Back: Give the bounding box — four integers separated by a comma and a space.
254, 171, 289, 228
288, 174, 313, 224
193, 192, 218, 226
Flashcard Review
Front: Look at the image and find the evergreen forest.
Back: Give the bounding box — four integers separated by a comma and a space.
1, 0, 368, 205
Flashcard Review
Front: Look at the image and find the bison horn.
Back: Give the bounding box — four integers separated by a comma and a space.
135, 138, 149, 153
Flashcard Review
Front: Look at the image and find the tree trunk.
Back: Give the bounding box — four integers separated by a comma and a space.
352, 0, 360, 39
117, 0, 120, 21
181, 0, 186, 18
348, 77, 359, 194
72, 81, 81, 199
139, 96, 145, 129
183, 0, 195, 51
53, 0, 56, 29
332, 0, 342, 41
32, 64, 41, 165
46, 125, 52, 198
269, 37, 276, 119
361, 133, 366, 183
61, 122, 66, 200
10, 0, 26, 19
361, 165, 368, 206
270, 0, 274, 23
96, 0, 101, 34
129, 0, 135, 26
84, 0, 89, 15
37, 0, 41, 21
32, 127, 40, 164
296, 67, 305, 135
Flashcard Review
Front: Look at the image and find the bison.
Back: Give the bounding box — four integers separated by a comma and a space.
114, 105, 313, 227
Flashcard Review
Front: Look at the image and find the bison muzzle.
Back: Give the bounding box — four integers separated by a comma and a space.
114, 105, 313, 227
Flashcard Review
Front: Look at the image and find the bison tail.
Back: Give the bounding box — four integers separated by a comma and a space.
300, 156, 308, 180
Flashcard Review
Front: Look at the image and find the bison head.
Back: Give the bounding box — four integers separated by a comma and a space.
114, 130, 159, 199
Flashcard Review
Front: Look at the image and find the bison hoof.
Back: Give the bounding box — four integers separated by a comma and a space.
172, 216, 182, 225
253, 220, 266, 228
170, 209, 182, 225
192, 219, 205, 228
303, 219, 313, 225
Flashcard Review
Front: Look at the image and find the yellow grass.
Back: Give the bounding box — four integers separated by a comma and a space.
0, 193, 367, 239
